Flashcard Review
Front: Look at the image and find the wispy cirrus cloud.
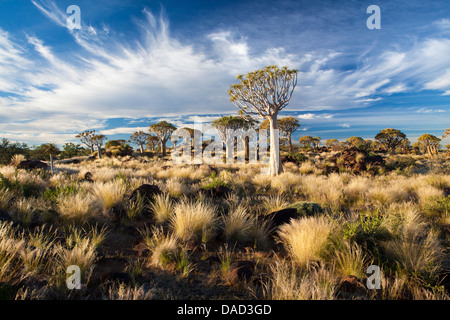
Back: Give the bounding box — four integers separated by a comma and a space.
1, 1, 450, 145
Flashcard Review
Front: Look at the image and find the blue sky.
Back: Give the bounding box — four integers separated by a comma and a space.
0, 0, 449, 147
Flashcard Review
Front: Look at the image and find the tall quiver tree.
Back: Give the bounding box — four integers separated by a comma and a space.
375, 128, 408, 154
91, 134, 107, 159
212, 115, 252, 161
76, 130, 96, 154
418, 134, 441, 157
228, 65, 298, 176
150, 121, 176, 157
130, 131, 150, 153
278, 116, 300, 153
43, 143, 59, 175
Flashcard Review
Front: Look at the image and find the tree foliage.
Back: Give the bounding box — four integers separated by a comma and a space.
374, 128, 408, 154
228, 65, 298, 175
150, 121, 176, 156
129, 131, 151, 153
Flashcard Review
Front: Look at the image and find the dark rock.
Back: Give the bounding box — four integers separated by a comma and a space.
226, 260, 255, 285
339, 275, 367, 295
126, 184, 162, 202
0, 209, 11, 222
286, 201, 324, 217
202, 185, 232, 198
258, 208, 300, 228
79, 171, 93, 183
443, 187, 450, 197
16, 160, 48, 170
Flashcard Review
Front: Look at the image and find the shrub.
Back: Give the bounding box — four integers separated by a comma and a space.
342, 211, 391, 252
286, 201, 324, 217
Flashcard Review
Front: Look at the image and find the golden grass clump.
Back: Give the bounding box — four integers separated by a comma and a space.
141, 226, 179, 268
57, 193, 101, 223
383, 230, 444, 277
10, 154, 26, 167
165, 177, 192, 198
92, 180, 126, 210
277, 216, 335, 267
170, 198, 218, 243
221, 205, 253, 243
150, 193, 174, 224
264, 260, 336, 300
105, 282, 154, 300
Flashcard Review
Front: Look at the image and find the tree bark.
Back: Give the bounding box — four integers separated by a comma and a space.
140, 144, 144, 153
50, 154, 54, 175
90, 145, 95, 154
161, 140, 167, 157
97, 144, 102, 159
288, 132, 292, 153
268, 115, 283, 176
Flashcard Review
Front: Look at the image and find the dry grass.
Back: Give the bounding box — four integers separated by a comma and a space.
150, 193, 174, 224
333, 242, 371, 278
57, 193, 101, 223
105, 282, 154, 300
222, 205, 253, 244
383, 230, 444, 277
277, 216, 335, 267
170, 198, 218, 243
264, 260, 337, 300
92, 180, 126, 211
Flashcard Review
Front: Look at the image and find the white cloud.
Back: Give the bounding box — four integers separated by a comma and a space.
1, 1, 450, 145
339, 123, 351, 128
297, 113, 335, 120
416, 107, 446, 113
99, 127, 149, 135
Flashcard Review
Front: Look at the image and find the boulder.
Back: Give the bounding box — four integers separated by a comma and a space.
258, 208, 300, 228
339, 275, 367, 295
202, 185, 232, 198
16, 160, 48, 170
126, 184, 162, 202
286, 201, 324, 217
79, 171, 93, 183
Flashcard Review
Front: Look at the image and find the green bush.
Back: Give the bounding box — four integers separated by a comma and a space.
44, 185, 79, 203
0, 173, 41, 198
201, 171, 229, 190
422, 196, 450, 218
286, 201, 323, 217
343, 211, 391, 252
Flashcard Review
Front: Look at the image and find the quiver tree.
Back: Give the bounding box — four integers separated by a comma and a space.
211, 115, 255, 161
374, 128, 408, 154
150, 121, 176, 157
42, 143, 59, 175
325, 139, 339, 149
76, 130, 96, 154
443, 129, 450, 139
299, 136, 314, 150
228, 65, 298, 175
129, 131, 151, 153
418, 134, 441, 157
278, 116, 300, 153
146, 135, 159, 152
91, 134, 107, 159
